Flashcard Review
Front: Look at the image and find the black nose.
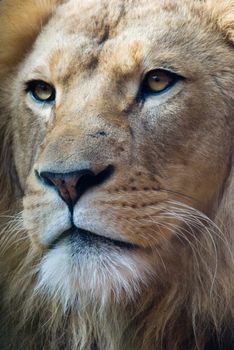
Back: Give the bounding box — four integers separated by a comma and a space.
38, 165, 114, 209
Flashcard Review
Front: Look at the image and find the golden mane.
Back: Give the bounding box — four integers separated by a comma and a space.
0, 0, 62, 77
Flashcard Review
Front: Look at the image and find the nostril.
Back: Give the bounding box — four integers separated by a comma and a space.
35, 170, 57, 188
38, 169, 95, 208
77, 165, 114, 197
36, 165, 114, 209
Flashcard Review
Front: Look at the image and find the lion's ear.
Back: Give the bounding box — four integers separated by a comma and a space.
0, 0, 62, 77
207, 0, 234, 45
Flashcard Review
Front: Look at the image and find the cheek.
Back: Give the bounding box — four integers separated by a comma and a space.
23, 175, 71, 248
133, 106, 231, 210
12, 106, 51, 190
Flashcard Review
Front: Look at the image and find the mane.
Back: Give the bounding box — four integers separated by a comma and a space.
0, 1, 234, 349
0, 0, 62, 77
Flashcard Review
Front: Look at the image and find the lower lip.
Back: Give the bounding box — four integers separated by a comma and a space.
49, 226, 137, 250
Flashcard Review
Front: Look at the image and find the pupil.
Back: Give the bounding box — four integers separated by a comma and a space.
152, 75, 161, 82
153, 75, 160, 81
40, 84, 49, 92
36, 84, 52, 99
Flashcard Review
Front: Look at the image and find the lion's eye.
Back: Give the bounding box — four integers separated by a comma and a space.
26, 80, 56, 104
141, 69, 181, 96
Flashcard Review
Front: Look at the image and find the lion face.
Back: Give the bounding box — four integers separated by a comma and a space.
1, 1, 234, 349
7, 0, 233, 306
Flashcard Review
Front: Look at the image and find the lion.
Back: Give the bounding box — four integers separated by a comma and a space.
0, 0, 234, 349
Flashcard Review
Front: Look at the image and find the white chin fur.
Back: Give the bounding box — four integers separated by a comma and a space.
36, 240, 155, 310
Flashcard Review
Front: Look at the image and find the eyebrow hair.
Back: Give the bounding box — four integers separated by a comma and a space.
24, 65, 51, 83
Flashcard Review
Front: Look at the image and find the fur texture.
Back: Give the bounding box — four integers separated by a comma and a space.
0, 1, 234, 349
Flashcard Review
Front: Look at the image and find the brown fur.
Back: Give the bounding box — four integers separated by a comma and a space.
0, 1, 234, 349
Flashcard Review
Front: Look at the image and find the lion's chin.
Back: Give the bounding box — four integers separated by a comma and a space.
36, 238, 156, 310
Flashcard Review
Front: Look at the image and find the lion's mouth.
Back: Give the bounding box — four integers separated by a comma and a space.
49, 226, 138, 250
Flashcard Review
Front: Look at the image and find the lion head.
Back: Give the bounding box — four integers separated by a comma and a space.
0, 0, 234, 349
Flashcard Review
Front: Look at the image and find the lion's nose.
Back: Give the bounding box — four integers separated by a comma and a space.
38, 165, 114, 209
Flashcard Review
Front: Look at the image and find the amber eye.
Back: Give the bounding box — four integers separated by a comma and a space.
26, 80, 56, 104
141, 69, 180, 97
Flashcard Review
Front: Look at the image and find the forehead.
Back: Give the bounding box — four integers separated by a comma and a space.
55, 0, 201, 36
29, 0, 213, 81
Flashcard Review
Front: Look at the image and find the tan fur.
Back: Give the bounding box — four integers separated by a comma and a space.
207, 0, 234, 43
0, 1, 234, 349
